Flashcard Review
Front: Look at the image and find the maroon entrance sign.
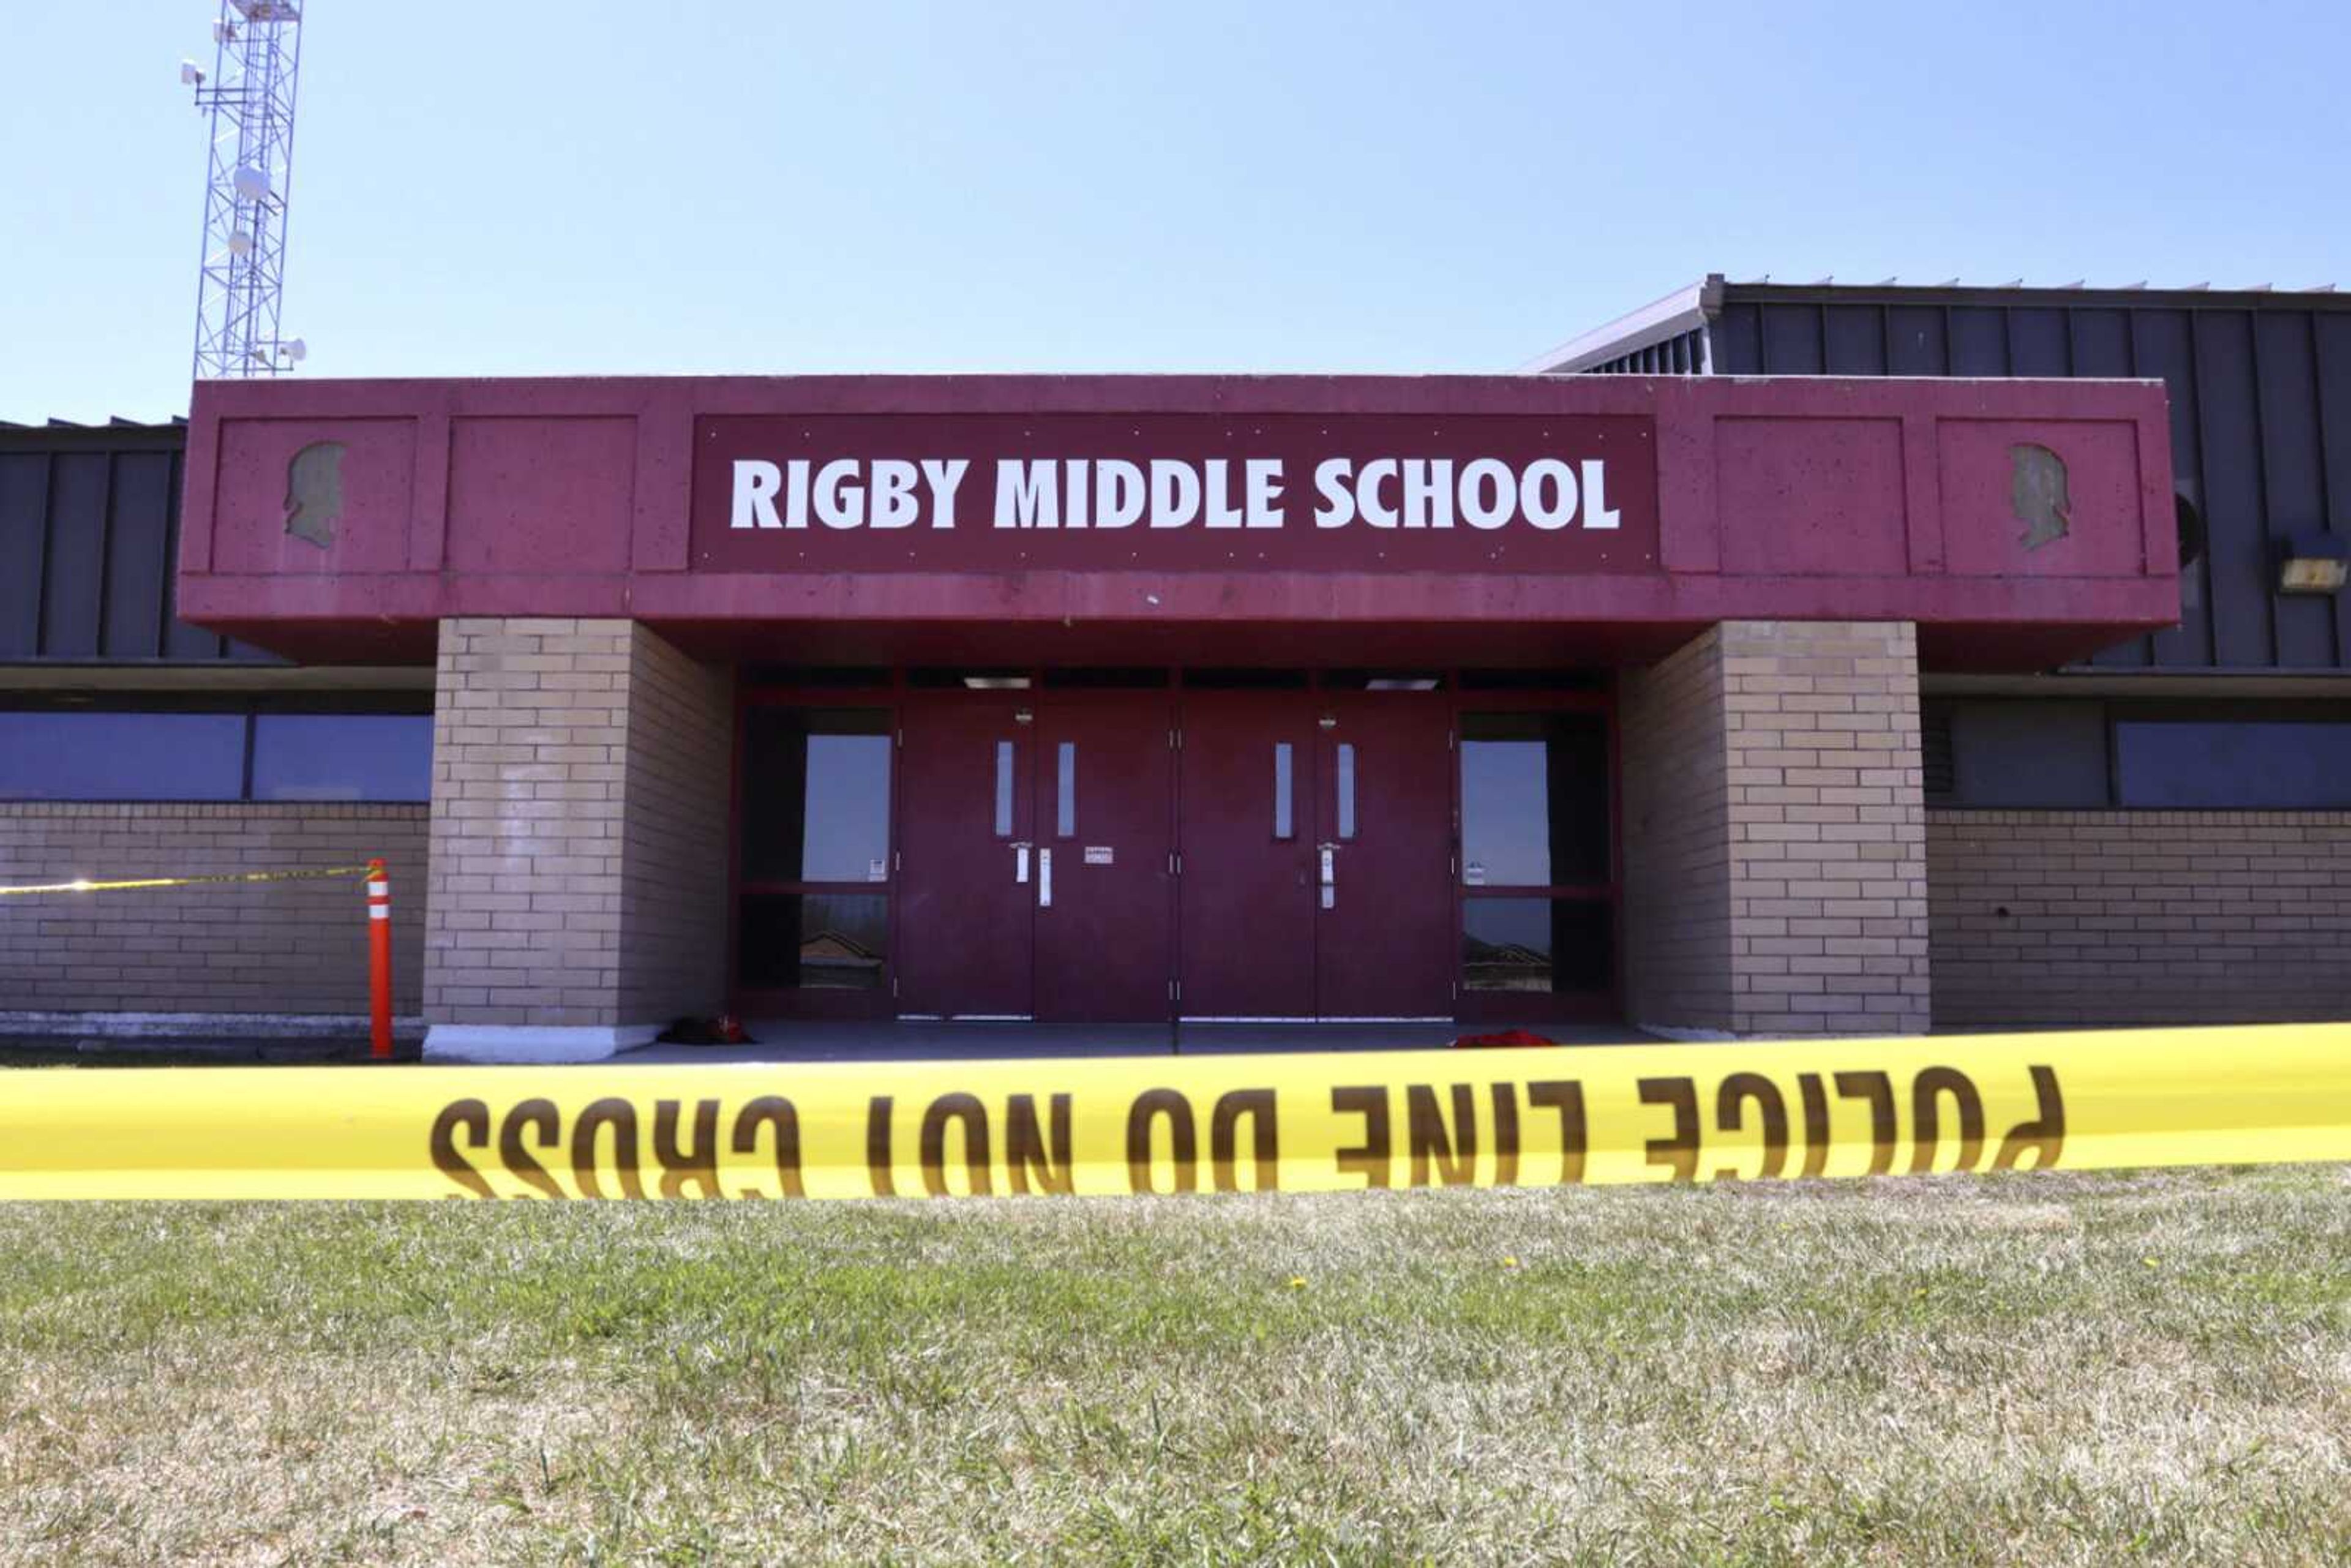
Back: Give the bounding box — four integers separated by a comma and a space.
180, 373, 2180, 672
689, 413, 1658, 577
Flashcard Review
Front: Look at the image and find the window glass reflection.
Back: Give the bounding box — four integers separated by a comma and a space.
1461, 899, 1613, 993
2116, 721, 2351, 809
802, 735, 891, 881
994, 741, 1014, 838
252, 714, 432, 801
741, 708, 891, 883
1273, 743, 1294, 839
1057, 741, 1076, 838
0, 712, 246, 801
1460, 713, 1608, 887
738, 893, 888, 990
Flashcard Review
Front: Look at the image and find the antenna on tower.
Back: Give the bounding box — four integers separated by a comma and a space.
186, 2, 308, 380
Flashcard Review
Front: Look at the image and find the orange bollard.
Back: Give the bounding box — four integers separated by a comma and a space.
366, 858, 394, 1061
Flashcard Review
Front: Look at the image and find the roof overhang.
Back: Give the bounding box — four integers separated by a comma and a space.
1518, 277, 1723, 375
178, 372, 2182, 673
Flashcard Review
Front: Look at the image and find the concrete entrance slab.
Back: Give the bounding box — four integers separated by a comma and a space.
617, 1019, 1651, 1065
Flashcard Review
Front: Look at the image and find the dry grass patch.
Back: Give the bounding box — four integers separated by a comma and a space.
1, 1169, 2347, 1564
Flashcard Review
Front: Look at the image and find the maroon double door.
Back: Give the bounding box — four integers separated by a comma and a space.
893, 691, 1455, 1022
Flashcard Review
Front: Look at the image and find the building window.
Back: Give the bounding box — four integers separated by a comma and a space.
737, 893, 889, 991
0, 708, 430, 803
250, 714, 433, 802
2115, 721, 2351, 809
1935, 701, 2107, 808
740, 708, 893, 884
1461, 898, 1614, 994
738, 707, 894, 996
0, 712, 247, 801
1460, 712, 1610, 886
1927, 699, 2351, 811
1458, 710, 1614, 999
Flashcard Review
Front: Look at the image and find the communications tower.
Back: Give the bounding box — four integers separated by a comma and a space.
183, 2, 307, 379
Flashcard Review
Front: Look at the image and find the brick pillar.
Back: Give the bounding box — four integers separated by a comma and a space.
1619, 629, 1736, 1033
1621, 620, 1929, 1038
422, 617, 733, 1062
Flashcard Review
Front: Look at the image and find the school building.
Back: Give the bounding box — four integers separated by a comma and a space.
2, 277, 2345, 1060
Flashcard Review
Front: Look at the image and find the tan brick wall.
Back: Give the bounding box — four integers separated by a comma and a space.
0, 803, 427, 1016
616, 627, 733, 1024
425, 617, 731, 1030
1929, 810, 2351, 1026
1620, 628, 1735, 1031
1720, 620, 1929, 1035
1620, 620, 1930, 1037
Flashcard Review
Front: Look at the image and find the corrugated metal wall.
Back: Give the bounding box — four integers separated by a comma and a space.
1709, 290, 2351, 672
1576, 326, 1711, 377
0, 424, 268, 665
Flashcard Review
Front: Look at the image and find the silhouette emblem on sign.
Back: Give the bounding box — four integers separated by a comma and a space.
284, 441, 347, 548
2009, 442, 2070, 551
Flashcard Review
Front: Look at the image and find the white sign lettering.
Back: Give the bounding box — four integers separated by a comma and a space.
730, 456, 1620, 533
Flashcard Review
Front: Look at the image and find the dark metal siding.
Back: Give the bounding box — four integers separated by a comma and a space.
1581, 326, 1709, 375
0, 424, 268, 666
1711, 290, 2351, 672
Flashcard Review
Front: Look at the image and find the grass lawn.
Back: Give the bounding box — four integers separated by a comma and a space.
1, 1171, 2347, 1565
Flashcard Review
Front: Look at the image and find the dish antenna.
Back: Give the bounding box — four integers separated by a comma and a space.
185, 2, 309, 379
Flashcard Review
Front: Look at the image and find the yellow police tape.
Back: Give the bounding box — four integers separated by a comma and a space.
0, 865, 376, 897
2, 1024, 2347, 1201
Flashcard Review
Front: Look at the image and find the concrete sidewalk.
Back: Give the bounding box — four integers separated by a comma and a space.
618, 1019, 1651, 1065
1, 1019, 1648, 1067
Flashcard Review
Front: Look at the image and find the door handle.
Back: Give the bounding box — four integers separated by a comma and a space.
1013, 841, 1031, 884
1038, 846, 1052, 908
1318, 842, 1336, 910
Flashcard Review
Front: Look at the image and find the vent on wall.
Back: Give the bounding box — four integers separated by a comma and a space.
1921, 703, 1956, 803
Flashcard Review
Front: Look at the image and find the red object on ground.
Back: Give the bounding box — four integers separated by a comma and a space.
715, 1015, 749, 1045
366, 858, 394, 1061
1449, 1029, 1557, 1049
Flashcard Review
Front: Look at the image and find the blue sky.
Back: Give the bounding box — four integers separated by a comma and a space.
5, 1, 2344, 422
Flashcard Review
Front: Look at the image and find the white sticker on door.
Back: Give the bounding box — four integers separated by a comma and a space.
1084, 846, 1114, 866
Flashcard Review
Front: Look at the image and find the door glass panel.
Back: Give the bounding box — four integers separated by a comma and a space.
1184, 668, 1311, 689
994, 740, 1014, 837
1460, 712, 1609, 887
739, 893, 888, 989
1461, 899, 1613, 992
1336, 743, 1357, 839
1057, 741, 1076, 837
741, 708, 891, 882
1273, 742, 1294, 839
1321, 670, 1442, 691
1041, 668, 1170, 688
1458, 669, 1609, 691
803, 734, 891, 881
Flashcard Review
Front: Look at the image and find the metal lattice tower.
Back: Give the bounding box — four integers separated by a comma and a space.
186, 2, 307, 380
